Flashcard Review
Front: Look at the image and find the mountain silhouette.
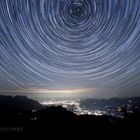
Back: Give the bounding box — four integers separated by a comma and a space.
0, 95, 44, 111
0, 95, 139, 136
80, 97, 140, 111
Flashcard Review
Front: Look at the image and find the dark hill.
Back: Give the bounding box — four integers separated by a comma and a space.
0, 95, 44, 111
80, 97, 140, 111
0, 95, 139, 136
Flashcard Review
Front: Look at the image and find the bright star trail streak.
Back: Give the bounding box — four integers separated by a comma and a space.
0, 0, 140, 96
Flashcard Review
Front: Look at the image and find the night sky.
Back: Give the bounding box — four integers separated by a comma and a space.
0, 0, 140, 98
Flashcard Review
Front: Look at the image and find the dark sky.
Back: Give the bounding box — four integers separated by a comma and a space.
0, 0, 140, 98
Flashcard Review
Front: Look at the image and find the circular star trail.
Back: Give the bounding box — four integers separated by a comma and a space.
0, 0, 140, 91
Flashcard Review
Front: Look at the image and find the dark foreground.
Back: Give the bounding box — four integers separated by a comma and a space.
0, 95, 140, 137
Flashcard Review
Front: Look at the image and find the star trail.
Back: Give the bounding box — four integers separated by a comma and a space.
0, 0, 140, 96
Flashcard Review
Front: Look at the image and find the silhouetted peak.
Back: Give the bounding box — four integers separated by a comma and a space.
0, 95, 44, 111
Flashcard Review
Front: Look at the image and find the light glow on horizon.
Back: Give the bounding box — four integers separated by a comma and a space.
0, 88, 97, 95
